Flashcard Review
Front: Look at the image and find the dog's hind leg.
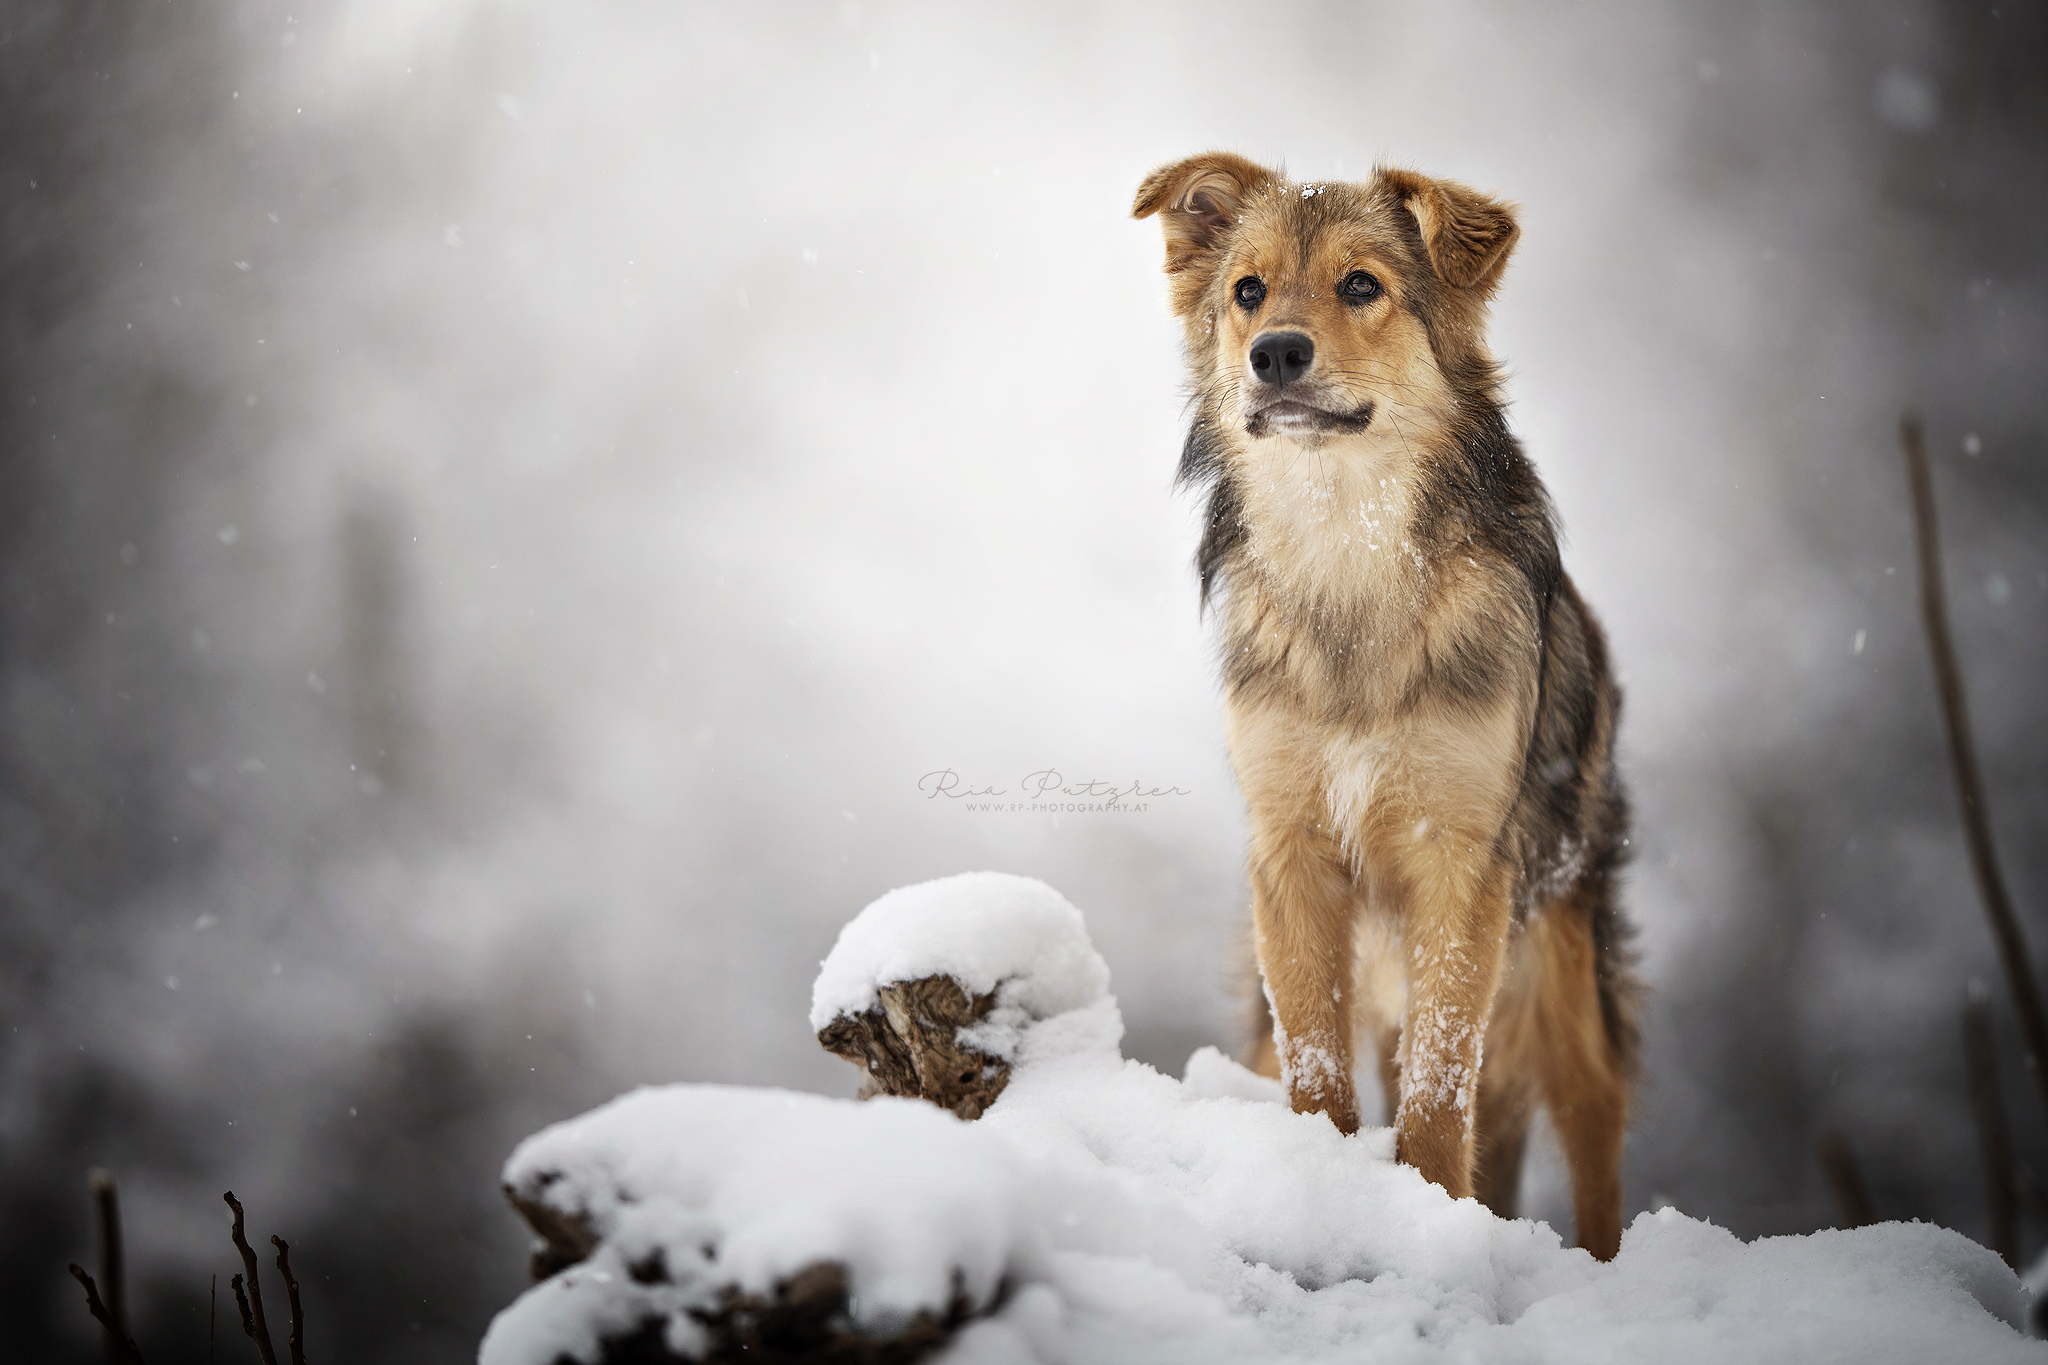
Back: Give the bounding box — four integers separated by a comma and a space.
1348, 908, 1409, 1128
1242, 939, 1283, 1079
1529, 895, 1631, 1260
1474, 1080, 1532, 1219
1474, 945, 1538, 1219
1372, 1025, 1402, 1131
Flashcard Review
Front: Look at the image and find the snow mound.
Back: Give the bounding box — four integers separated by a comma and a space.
484, 877, 2040, 1364
481, 1085, 1041, 1365
1181, 1044, 1288, 1105
808, 872, 1113, 1062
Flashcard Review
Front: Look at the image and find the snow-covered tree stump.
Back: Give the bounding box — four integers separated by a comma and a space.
488, 1086, 1014, 1365
815, 975, 1010, 1119
496, 1176, 973, 1365
808, 872, 1113, 1123
579, 1265, 970, 1365
485, 874, 1113, 1365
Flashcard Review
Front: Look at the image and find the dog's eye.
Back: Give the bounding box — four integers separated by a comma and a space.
1339, 270, 1383, 303
1234, 276, 1266, 310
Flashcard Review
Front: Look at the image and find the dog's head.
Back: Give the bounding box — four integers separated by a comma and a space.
1133, 153, 1517, 447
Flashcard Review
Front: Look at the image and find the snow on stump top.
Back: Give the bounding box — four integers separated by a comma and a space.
809, 872, 1111, 1032
811, 873, 1114, 1118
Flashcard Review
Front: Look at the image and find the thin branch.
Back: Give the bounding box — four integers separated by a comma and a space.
211, 1273, 217, 1365
67, 1264, 144, 1365
231, 1276, 257, 1346
223, 1194, 279, 1365
89, 1169, 129, 1365
270, 1236, 307, 1365
1902, 412, 2048, 1122
68, 1265, 115, 1334
1816, 1127, 1874, 1229
1963, 985, 2019, 1266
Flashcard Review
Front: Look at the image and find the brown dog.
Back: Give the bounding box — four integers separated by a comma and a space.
1134, 153, 1640, 1259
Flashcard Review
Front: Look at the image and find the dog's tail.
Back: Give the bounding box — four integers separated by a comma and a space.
1582, 859, 1643, 1079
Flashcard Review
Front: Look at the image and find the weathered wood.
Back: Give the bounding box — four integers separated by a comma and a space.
816, 976, 1012, 1121
506, 1171, 603, 1280
503, 1182, 980, 1365
551, 1262, 974, 1365
501, 972, 1019, 1362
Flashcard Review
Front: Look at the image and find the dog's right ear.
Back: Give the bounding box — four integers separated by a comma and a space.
1132, 152, 1278, 277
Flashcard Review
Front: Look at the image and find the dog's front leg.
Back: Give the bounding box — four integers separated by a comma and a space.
1395, 857, 1514, 1199
1247, 810, 1362, 1134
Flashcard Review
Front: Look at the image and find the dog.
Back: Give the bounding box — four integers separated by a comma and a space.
1134, 153, 1640, 1259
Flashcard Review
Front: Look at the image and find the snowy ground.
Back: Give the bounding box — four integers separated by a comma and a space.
481, 875, 2041, 1364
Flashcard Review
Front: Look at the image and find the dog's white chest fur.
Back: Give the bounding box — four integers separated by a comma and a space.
1234, 431, 1430, 615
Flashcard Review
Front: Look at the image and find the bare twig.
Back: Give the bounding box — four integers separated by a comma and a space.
231, 1275, 256, 1344
1816, 1127, 1874, 1228
1902, 413, 2048, 1121
68, 1263, 111, 1324
89, 1170, 130, 1365
211, 1272, 217, 1365
1963, 984, 2020, 1266
67, 1263, 144, 1364
270, 1236, 307, 1365
223, 1194, 279, 1365
68, 1170, 144, 1363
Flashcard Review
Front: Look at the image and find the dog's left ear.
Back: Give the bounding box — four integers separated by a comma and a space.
1380, 169, 1520, 294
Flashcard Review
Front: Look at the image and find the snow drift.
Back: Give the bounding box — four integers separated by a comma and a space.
481, 873, 2039, 1363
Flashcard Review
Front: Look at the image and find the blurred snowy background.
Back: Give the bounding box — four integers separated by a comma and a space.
3, 2, 2044, 1360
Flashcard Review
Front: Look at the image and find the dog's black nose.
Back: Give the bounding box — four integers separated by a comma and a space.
1248, 330, 1314, 387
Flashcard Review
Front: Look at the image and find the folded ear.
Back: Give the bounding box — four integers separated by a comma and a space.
1380, 169, 1520, 294
1132, 151, 1279, 275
